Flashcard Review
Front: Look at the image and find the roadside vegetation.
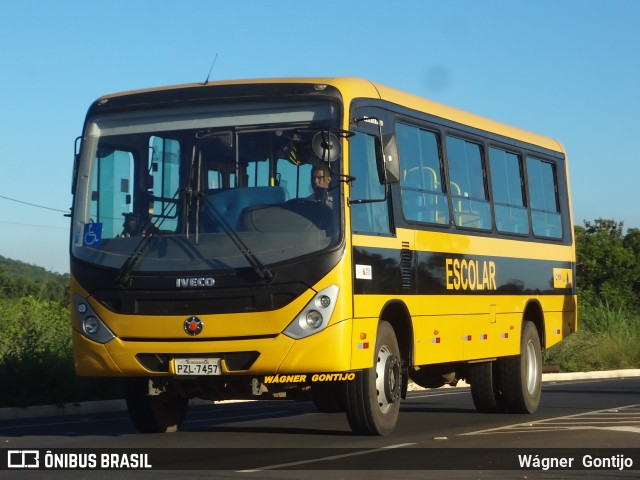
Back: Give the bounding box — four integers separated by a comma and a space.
544, 219, 640, 371
0, 258, 121, 407
1, 218, 639, 407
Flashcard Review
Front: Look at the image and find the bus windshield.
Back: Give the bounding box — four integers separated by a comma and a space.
71, 102, 342, 274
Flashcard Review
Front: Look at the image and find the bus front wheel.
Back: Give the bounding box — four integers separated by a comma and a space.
497, 321, 542, 413
343, 321, 401, 436
124, 378, 189, 433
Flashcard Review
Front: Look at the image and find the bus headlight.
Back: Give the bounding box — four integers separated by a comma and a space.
316, 295, 331, 309
284, 285, 339, 339
73, 294, 115, 344
306, 310, 323, 329
83, 316, 100, 335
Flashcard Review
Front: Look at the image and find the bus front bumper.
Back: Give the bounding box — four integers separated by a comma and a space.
72, 318, 355, 377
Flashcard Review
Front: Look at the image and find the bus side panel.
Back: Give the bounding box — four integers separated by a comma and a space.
411, 314, 464, 364
278, 319, 353, 373
409, 295, 525, 365
411, 314, 520, 365
541, 294, 578, 349
460, 311, 521, 360
350, 317, 379, 370
72, 331, 123, 376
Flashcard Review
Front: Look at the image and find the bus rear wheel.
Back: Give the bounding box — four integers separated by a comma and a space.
124, 378, 189, 433
468, 360, 505, 413
343, 321, 401, 436
497, 321, 542, 413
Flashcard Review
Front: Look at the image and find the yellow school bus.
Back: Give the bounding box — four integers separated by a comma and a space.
70, 77, 577, 435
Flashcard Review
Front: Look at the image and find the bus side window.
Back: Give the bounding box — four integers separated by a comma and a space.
446, 136, 491, 230
397, 123, 449, 225
349, 132, 391, 235
489, 147, 529, 235
527, 157, 562, 238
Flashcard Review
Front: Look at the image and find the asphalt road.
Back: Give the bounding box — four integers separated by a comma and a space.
1, 376, 639, 479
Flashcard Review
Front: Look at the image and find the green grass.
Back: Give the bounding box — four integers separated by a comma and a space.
0, 296, 122, 407
544, 300, 640, 372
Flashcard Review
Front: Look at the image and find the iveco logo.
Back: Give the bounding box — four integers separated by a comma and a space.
184, 316, 204, 336
176, 277, 215, 288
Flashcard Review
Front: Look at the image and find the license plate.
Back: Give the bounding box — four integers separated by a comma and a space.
171, 358, 221, 376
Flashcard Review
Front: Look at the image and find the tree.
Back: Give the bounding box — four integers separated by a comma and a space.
622, 227, 640, 299
575, 219, 639, 309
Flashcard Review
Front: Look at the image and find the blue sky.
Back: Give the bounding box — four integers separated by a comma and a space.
1, 0, 638, 273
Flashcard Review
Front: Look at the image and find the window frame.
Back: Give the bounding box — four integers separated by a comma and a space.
487, 145, 530, 236
525, 155, 564, 239
444, 133, 492, 231
396, 121, 450, 226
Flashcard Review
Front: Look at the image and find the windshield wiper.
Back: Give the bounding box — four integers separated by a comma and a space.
191, 135, 274, 284
198, 192, 275, 284
115, 186, 181, 287
115, 232, 156, 287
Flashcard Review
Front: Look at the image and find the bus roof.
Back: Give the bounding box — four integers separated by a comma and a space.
94, 77, 564, 154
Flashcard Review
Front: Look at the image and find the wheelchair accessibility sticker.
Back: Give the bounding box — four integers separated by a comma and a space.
83, 223, 102, 247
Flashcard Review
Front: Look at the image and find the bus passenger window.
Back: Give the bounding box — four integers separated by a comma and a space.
527, 157, 562, 238
446, 136, 491, 230
397, 123, 449, 225
246, 159, 270, 187
489, 147, 529, 235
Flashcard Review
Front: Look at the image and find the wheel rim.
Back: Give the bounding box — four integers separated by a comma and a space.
524, 339, 539, 394
375, 344, 400, 414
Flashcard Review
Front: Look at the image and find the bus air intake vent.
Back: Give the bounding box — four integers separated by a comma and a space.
136, 351, 260, 373
401, 242, 414, 291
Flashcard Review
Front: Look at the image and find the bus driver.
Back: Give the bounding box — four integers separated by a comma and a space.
309, 164, 333, 206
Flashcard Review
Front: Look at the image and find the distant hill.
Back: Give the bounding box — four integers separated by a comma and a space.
0, 255, 69, 302
0, 255, 67, 282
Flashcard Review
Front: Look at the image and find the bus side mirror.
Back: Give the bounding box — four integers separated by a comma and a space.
312, 131, 342, 163
72, 136, 82, 195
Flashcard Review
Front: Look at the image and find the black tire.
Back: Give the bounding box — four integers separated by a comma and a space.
497, 321, 542, 413
343, 321, 401, 435
468, 360, 505, 413
124, 378, 189, 433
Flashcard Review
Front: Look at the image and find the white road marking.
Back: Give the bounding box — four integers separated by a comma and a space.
236, 443, 417, 472
462, 404, 640, 436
